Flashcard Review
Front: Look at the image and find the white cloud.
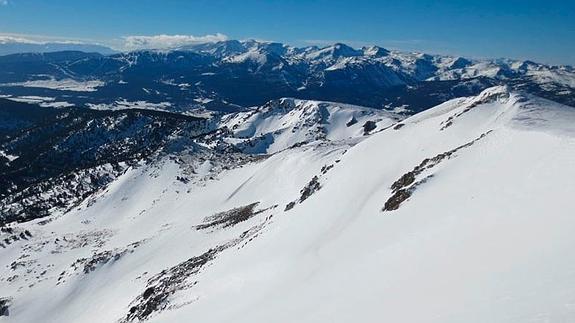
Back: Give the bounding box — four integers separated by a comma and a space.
0, 36, 42, 44
123, 33, 228, 50
0, 33, 93, 45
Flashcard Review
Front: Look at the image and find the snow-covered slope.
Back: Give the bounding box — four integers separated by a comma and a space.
1, 87, 575, 322
217, 98, 401, 153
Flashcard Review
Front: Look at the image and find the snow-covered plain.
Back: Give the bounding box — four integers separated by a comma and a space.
1, 87, 575, 322
1, 78, 105, 92
1, 95, 74, 108
86, 100, 172, 111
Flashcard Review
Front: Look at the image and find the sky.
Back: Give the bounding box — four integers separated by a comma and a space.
0, 0, 574, 65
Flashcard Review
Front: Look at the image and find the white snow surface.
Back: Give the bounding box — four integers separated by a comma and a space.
218, 98, 400, 154
86, 100, 172, 111
1, 78, 105, 92
2, 87, 575, 322
0, 150, 18, 162
2, 95, 73, 108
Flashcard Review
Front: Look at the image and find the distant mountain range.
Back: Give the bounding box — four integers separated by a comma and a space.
0, 39, 573, 113
0, 37, 117, 56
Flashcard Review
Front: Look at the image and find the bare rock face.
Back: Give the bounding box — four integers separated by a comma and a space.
299, 176, 321, 203
124, 249, 215, 322
195, 202, 275, 230
0, 297, 11, 316
362, 120, 377, 135
383, 189, 413, 211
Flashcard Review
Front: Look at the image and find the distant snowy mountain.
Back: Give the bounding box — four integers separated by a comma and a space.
1, 86, 575, 322
0, 39, 573, 113
0, 36, 117, 56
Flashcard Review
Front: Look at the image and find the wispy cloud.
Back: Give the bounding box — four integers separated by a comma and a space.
123, 33, 228, 50
0, 0, 9, 6
0, 32, 230, 52
0, 32, 103, 45
0, 35, 40, 44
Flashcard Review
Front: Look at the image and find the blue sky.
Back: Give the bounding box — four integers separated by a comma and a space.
0, 0, 574, 65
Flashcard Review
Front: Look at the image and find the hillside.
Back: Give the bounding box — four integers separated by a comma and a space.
1, 87, 574, 322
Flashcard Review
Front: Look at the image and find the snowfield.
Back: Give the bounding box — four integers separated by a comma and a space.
1, 95, 74, 108
1, 78, 105, 92
1, 87, 575, 322
218, 98, 400, 153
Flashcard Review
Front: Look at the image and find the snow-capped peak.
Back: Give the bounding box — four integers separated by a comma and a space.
306, 43, 363, 61
362, 45, 390, 58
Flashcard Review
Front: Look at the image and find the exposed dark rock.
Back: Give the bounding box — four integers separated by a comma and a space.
195, 202, 275, 230
143, 287, 155, 299
299, 176, 321, 203
362, 121, 377, 135
284, 201, 296, 211
390, 172, 415, 193
393, 123, 405, 130
124, 249, 214, 322
383, 189, 412, 211
285, 170, 328, 211
0, 297, 11, 316
346, 117, 358, 127
82, 251, 119, 274
66, 242, 140, 277
320, 164, 334, 174
289, 141, 309, 149
124, 223, 268, 322
176, 176, 190, 184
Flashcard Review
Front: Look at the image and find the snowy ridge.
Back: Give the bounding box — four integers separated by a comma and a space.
1, 87, 575, 322
218, 98, 401, 153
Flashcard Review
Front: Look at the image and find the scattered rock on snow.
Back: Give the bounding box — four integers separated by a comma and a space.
195, 202, 276, 230
383, 131, 492, 211
0, 297, 11, 316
